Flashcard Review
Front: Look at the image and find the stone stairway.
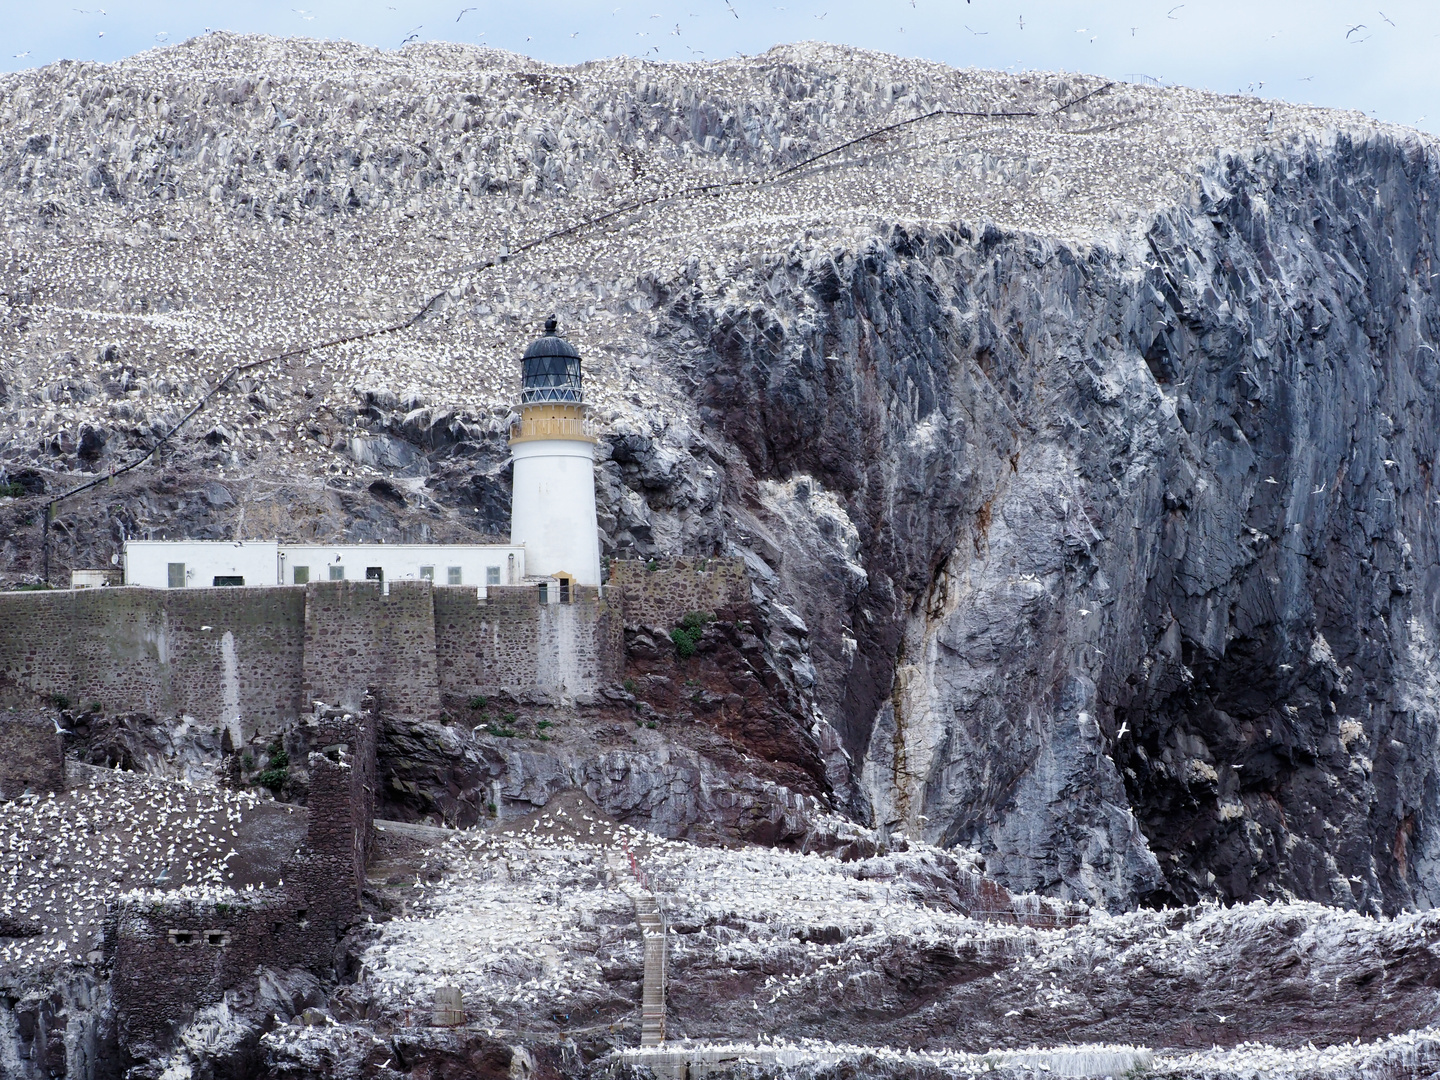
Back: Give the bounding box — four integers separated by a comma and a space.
606, 850, 668, 1046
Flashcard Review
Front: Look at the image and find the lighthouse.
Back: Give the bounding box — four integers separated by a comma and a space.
508, 318, 602, 587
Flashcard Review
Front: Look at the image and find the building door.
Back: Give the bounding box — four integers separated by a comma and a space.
167, 563, 185, 588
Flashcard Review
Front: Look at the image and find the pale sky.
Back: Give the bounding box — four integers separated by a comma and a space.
3, 1, 1436, 134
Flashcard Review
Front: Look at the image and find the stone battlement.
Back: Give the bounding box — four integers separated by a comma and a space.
607, 557, 750, 629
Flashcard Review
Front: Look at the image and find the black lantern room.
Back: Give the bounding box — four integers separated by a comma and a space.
520, 317, 583, 405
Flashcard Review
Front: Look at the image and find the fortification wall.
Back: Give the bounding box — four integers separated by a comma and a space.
0, 588, 305, 739
610, 557, 750, 628
434, 585, 622, 701
0, 563, 740, 724
0, 712, 64, 799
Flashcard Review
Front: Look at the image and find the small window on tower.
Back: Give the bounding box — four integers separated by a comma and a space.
329, 565, 345, 581
293, 566, 310, 584
486, 566, 501, 586
537, 582, 549, 605
213, 576, 244, 587
365, 566, 383, 583
447, 567, 462, 585
167, 563, 186, 589
420, 566, 435, 581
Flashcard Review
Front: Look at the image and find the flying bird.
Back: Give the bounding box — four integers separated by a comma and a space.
1167, 4, 1183, 17
1379, 11, 1396, 26
1345, 23, 1366, 38
456, 6, 476, 20
724, 0, 739, 17
400, 26, 422, 45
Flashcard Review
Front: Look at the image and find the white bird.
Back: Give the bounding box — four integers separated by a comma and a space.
1265, 476, 1279, 484
455, 6, 476, 21
1312, 483, 1326, 495
1116, 722, 1129, 740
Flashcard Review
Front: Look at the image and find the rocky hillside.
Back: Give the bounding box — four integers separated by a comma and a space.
2, 35, 1440, 919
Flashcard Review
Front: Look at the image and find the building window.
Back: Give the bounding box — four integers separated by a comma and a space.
486, 565, 501, 586
420, 566, 435, 581
329, 565, 345, 581
167, 563, 185, 589
365, 566, 383, 583
293, 566, 310, 584
537, 582, 548, 605
167, 930, 196, 946
213, 576, 244, 587
559, 577, 571, 604
447, 567, 462, 585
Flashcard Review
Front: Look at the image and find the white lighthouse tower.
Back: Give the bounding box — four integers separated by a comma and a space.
508, 318, 602, 587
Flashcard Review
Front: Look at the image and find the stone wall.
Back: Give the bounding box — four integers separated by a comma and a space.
0, 565, 739, 725
0, 587, 306, 739
434, 585, 623, 701
0, 712, 63, 799
301, 580, 439, 718
609, 557, 750, 629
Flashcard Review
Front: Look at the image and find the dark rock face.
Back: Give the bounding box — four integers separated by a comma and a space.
652, 134, 1440, 913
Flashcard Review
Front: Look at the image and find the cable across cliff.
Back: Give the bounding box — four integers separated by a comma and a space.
36, 77, 1115, 576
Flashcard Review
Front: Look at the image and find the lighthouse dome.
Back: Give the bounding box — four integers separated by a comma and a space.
521, 317, 582, 404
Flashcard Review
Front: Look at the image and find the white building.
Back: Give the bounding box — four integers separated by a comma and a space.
123, 540, 524, 591
120, 319, 604, 595
279, 543, 523, 588
124, 540, 281, 590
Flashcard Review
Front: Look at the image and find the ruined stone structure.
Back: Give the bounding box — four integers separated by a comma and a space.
0, 580, 624, 736
111, 705, 377, 1056
0, 711, 65, 800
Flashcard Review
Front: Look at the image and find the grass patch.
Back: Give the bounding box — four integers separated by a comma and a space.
669, 610, 713, 659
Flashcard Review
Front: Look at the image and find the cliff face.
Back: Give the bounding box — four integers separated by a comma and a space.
672, 137, 1440, 913
2, 35, 1439, 915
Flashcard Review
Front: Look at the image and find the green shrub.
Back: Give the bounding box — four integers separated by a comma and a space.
485, 722, 516, 739
255, 767, 288, 792
86, 702, 102, 714
536, 719, 552, 730
669, 611, 713, 658
467, 695, 488, 710
49, 693, 70, 710
16, 582, 54, 591
622, 678, 637, 694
